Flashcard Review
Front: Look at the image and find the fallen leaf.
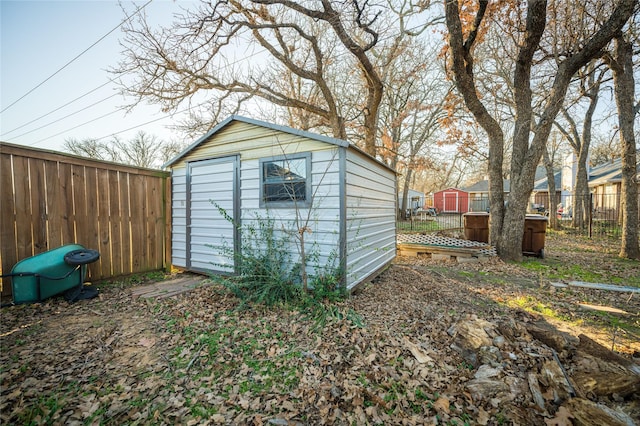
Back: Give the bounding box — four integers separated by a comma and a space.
365, 352, 376, 364
211, 414, 225, 423
433, 396, 450, 414
545, 406, 574, 426
477, 407, 489, 425
138, 337, 156, 348
281, 400, 295, 411
404, 337, 434, 364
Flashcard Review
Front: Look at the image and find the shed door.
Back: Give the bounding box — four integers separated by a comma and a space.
444, 192, 459, 212
187, 156, 238, 272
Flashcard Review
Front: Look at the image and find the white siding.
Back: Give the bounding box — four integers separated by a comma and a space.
240, 148, 342, 280
344, 150, 396, 289
171, 167, 187, 267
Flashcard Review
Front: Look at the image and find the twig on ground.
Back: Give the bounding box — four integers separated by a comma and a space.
186, 343, 205, 372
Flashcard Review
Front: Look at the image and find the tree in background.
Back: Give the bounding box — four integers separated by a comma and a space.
604, 32, 639, 259
114, 0, 405, 157
444, 0, 636, 260
64, 131, 184, 169
589, 134, 621, 167
542, 131, 563, 230
553, 61, 608, 229
376, 36, 451, 216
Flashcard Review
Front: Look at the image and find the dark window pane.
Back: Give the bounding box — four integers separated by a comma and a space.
262, 158, 307, 203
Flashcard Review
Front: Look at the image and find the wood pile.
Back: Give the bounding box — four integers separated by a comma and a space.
446, 314, 640, 425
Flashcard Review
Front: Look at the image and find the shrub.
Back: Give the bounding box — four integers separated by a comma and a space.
208, 207, 361, 327
213, 216, 302, 307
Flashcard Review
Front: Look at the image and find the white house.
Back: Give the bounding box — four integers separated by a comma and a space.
164, 115, 397, 291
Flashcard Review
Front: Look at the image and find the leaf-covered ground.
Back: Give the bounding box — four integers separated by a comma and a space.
1, 232, 639, 425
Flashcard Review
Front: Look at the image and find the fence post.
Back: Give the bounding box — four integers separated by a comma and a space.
588, 193, 593, 239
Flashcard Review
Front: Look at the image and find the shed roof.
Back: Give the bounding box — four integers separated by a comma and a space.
433, 187, 468, 194
163, 115, 394, 173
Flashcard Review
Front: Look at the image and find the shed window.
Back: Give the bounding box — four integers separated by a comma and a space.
260, 154, 310, 207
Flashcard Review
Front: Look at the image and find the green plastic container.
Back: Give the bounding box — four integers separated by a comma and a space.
11, 244, 86, 304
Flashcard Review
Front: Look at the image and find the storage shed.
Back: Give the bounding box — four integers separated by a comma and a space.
433, 187, 469, 213
164, 115, 397, 291
398, 188, 425, 215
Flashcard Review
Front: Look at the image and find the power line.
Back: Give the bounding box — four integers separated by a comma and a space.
1, 80, 114, 137
0, 0, 153, 114
25, 99, 207, 148
9, 93, 120, 140
17, 11, 422, 146
94, 101, 210, 141
30, 109, 123, 147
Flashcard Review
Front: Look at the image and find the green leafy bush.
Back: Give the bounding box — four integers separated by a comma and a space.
214, 216, 302, 307
208, 206, 362, 327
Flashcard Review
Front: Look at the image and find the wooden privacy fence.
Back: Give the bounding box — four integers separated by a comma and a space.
0, 142, 171, 299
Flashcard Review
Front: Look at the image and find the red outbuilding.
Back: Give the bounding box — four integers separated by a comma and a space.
433, 187, 470, 213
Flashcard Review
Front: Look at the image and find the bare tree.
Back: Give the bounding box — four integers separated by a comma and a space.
542, 131, 563, 229
114, 1, 400, 156
590, 133, 621, 166
444, 0, 636, 261
63, 132, 184, 169
63, 138, 110, 162
553, 62, 608, 228
604, 32, 639, 259
375, 37, 451, 216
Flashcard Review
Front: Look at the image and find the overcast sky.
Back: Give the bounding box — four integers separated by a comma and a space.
1, 0, 197, 152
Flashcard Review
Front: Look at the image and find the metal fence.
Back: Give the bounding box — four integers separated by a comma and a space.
398, 192, 640, 240
552, 192, 639, 239
397, 213, 465, 234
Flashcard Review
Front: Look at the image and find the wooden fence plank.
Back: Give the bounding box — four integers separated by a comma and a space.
72, 164, 93, 279
72, 164, 87, 245
28, 158, 47, 253
119, 173, 132, 275
14, 156, 33, 260
84, 167, 99, 249
0, 154, 17, 296
129, 174, 147, 273
97, 168, 112, 277
108, 170, 123, 277
58, 163, 75, 245
45, 160, 63, 249
147, 176, 163, 270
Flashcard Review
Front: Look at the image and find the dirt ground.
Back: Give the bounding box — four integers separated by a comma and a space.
1, 233, 639, 425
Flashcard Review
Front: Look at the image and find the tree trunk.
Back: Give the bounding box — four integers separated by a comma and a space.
611, 36, 640, 259
571, 70, 601, 229
543, 147, 559, 229
498, 0, 547, 261
363, 80, 384, 157
400, 170, 414, 219
443, 0, 505, 247
488, 139, 505, 247
572, 159, 590, 229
